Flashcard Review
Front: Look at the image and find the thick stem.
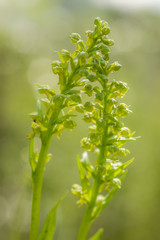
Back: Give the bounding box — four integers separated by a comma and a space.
77, 179, 100, 240
77, 82, 108, 240
77, 207, 92, 240
29, 136, 52, 240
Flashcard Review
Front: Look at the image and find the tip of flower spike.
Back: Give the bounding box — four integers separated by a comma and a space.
94, 17, 102, 26
70, 33, 81, 44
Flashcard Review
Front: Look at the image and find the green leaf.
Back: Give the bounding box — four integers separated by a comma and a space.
89, 228, 103, 240
122, 158, 134, 169
57, 49, 71, 63
29, 137, 36, 172
29, 112, 39, 121
77, 156, 90, 193
81, 152, 95, 176
105, 158, 134, 181
46, 153, 52, 163
38, 194, 67, 240
41, 98, 50, 108
37, 85, 56, 98
92, 170, 129, 220
37, 99, 43, 120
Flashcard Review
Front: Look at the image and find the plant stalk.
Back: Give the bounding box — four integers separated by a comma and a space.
29, 135, 52, 240
77, 179, 100, 240
77, 82, 108, 240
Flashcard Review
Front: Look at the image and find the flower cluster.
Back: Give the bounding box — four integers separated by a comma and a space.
68, 17, 136, 222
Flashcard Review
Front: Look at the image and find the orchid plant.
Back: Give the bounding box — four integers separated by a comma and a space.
28, 17, 136, 240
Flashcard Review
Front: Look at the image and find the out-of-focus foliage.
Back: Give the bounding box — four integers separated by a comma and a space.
0, 0, 160, 240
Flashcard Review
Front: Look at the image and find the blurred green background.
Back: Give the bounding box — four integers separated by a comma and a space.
0, 0, 160, 239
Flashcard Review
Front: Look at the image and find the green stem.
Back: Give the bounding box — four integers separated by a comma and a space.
77, 179, 100, 240
77, 207, 92, 240
77, 82, 108, 240
29, 97, 62, 240
29, 135, 52, 240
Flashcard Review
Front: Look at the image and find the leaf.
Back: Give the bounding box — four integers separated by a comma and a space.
105, 158, 134, 181
92, 186, 118, 221
77, 156, 90, 193
122, 158, 134, 169
29, 112, 39, 121
81, 152, 95, 176
89, 228, 103, 240
29, 137, 36, 171
117, 136, 136, 143
46, 153, 52, 163
38, 193, 67, 240
37, 99, 43, 120
41, 98, 50, 108
37, 84, 56, 99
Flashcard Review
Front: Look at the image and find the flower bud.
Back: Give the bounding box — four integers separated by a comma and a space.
89, 133, 100, 145
75, 104, 84, 113
112, 178, 121, 189
96, 119, 106, 133
107, 145, 119, 154
71, 184, 82, 198
92, 57, 99, 67
70, 33, 81, 43
95, 92, 104, 102
116, 103, 132, 117
106, 98, 117, 112
117, 148, 130, 157
84, 102, 94, 112
102, 26, 110, 35
101, 36, 114, 46
116, 81, 128, 94
76, 40, 85, 51
78, 51, 87, 65
94, 17, 102, 26
107, 62, 122, 73
84, 84, 93, 96
100, 58, 106, 67
61, 49, 71, 62
51, 61, 63, 74
93, 86, 101, 93
83, 113, 93, 123
120, 127, 131, 137
63, 119, 76, 130
89, 125, 97, 132
100, 45, 110, 55
32, 122, 40, 134
70, 94, 82, 103
87, 75, 96, 82
86, 30, 94, 46
81, 137, 93, 151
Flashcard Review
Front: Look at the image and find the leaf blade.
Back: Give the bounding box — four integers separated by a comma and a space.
89, 228, 103, 240
38, 194, 67, 240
